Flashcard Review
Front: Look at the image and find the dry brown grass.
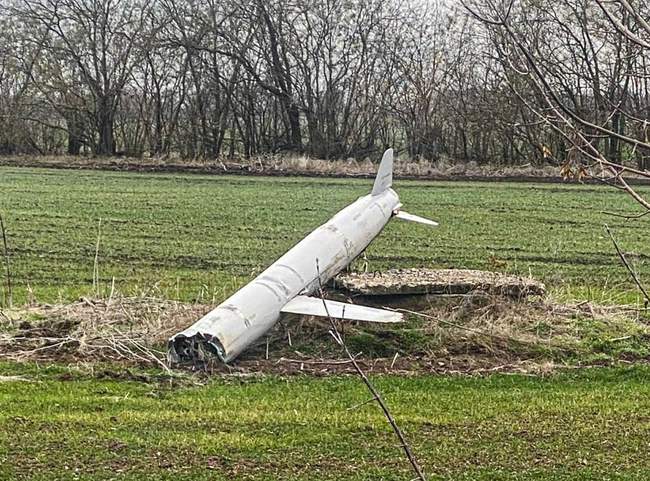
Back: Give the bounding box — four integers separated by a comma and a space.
1, 292, 648, 374
267, 154, 560, 178
0, 153, 563, 180
0, 297, 209, 367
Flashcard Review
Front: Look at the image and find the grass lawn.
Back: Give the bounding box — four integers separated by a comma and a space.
0, 167, 648, 305
1, 363, 649, 480
1, 167, 650, 480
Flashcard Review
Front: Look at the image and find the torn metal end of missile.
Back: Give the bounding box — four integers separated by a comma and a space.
168, 332, 227, 365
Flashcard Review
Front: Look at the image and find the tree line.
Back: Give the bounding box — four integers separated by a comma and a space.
466, 0, 650, 174
0, 0, 648, 169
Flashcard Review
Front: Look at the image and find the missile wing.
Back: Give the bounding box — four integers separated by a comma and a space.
280, 295, 403, 323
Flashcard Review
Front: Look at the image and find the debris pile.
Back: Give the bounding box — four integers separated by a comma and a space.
335, 268, 546, 298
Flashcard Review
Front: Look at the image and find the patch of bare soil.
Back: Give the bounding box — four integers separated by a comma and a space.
1, 292, 648, 376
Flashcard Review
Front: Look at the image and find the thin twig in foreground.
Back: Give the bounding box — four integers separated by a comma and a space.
0, 212, 12, 308
93, 218, 102, 296
605, 225, 650, 308
601, 210, 650, 220
315, 260, 427, 481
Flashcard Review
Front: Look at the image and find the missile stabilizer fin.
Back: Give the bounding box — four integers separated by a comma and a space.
394, 210, 439, 227
281, 295, 403, 323
371, 148, 394, 196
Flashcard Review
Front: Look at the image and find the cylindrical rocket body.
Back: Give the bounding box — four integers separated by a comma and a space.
170, 189, 400, 362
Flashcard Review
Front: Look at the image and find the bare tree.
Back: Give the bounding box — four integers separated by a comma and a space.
13, 0, 155, 155
463, 0, 650, 210
2, 0, 647, 167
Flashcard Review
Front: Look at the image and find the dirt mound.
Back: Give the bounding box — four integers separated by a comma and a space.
336, 268, 546, 298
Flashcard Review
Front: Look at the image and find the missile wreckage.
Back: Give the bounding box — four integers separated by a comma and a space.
169, 149, 438, 363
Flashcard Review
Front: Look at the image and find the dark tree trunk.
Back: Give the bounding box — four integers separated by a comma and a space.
609, 112, 621, 164
287, 104, 302, 150
66, 112, 83, 155
152, 102, 164, 155
96, 97, 115, 155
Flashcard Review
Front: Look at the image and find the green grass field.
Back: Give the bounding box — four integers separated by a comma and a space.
2, 167, 650, 480
1, 363, 650, 480
0, 167, 648, 305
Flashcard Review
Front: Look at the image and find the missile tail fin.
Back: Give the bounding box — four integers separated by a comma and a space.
394, 210, 439, 227
371, 148, 393, 196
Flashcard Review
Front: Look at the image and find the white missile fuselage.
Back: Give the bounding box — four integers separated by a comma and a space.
169, 148, 437, 363
171, 188, 400, 362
